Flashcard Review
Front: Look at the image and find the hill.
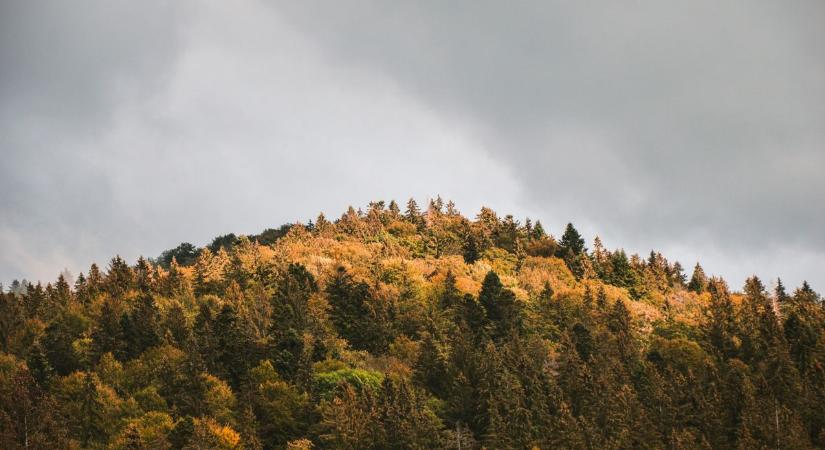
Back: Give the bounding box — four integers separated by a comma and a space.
1, 198, 823, 449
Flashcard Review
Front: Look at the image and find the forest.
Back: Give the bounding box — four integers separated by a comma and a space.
0, 198, 823, 449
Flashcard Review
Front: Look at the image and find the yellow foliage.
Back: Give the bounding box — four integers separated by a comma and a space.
186, 417, 241, 450
517, 256, 578, 297
201, 373, 237, 425
286, 438, 315, 450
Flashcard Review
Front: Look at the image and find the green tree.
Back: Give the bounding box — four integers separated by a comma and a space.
478, 271, 523, 339
687, 263, 708, 294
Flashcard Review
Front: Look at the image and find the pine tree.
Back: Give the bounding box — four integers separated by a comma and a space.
571, 323, 594, 362
596, 286, 608, 311
671, 261, 687, 287
705, 278, 737, 360
478, 271, 522, 339
315, 213, 330, 233
213, 304, 250, 388
105, 255, 134, 299
79, 372, 104, 447
688, 263, 708, 294
559, 223, 586, 255
775, 278, 789, 304
53, 274, 72, 307
0, 292, 23, 353
405, 198, 422, 226
462, 231, 481, 264
27, 341, 55, 387
531, 220, 546, 239
326, 267, 383, 353
388, 200, 401, 217
440, 271, 462, 311
135, 256, 155, 293
122, 294, 160, 359
87, 263, 103, 295
92, 297, 125, 361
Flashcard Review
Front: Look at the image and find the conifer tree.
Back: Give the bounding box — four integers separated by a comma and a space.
559, 223, 586, 256
671, 261, 687, 287
135, 256, 154, 293
775, 277, 789, 304
404, 198, 422, 225
118, 302, 157, 363
326, 267, 382, 352
92, 297, 125, 361
531, 220, 546, 239
79, 372, 104, 447
462, 231, 480, 264
105, 255, 134, 299
478, 271, 522, 339
705, 278, 737, 360
688, 263, 708, 294
388, 200, 401, 217
440, 271, 461, 311
53, 273, 73, 307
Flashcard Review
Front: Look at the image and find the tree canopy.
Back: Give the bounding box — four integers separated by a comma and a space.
1, 198, 823, 449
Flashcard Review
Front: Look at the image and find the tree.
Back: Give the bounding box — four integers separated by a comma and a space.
531, 220, 546, 239
78, 372, 105, 447
0, 361, 67, 449
775, 278, 789, 304
375, 377, 445, 449
43, 310, 89, 375
462, 232, 481, 264
559, 223, 587, 278
246, 360, 308, 448
213, 303, 250, 388
404, 198, 422, 226
92, 297, 125, 361
0, 292, 23, 353
478, 271, 523, 339
687, 263, 708, 294
106, 255, 134, 299
122, 294, 161, 359
671, 261, 687, 287
705, 278, 737, 360
169, 416, 195, 449
135, 256, 155, 293
559, 223, 586, 256
158, 242, 200, 268
326, 267, 385, 353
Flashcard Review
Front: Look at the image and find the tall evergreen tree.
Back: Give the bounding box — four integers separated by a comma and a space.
559, 223, 586, 256
687, 263, 708, 294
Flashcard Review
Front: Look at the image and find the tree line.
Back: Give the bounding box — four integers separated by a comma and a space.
0, 198, 823, 449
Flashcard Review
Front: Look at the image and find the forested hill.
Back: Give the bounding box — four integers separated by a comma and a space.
1, 198, 824, 449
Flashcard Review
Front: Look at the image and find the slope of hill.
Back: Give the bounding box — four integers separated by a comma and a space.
1, 198, 823, 449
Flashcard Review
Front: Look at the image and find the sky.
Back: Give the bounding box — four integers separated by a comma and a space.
1, 0, 823, 292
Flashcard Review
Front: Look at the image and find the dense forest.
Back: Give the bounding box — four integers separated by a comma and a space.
1, 198, 823, 449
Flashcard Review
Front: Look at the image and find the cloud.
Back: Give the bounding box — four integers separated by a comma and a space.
0, 0, 822, 289
273, 0, 825, 287
0, 0, 520, 283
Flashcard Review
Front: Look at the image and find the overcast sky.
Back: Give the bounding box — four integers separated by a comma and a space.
1, 0, 823, 291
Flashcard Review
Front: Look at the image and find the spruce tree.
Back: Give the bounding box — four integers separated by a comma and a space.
775, 277, 789, 304
105, 255, 134, 299
79, 372, 104, 447
559, 223, 586, 256
687, 263, 708, 294
405, 198, 422, 225
531, 220, 546, 239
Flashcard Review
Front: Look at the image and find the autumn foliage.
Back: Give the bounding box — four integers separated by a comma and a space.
1, 198, 823, 449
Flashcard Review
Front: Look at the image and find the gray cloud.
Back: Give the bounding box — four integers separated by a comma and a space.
274, 0, 825, 287
0, 0, 822, 290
